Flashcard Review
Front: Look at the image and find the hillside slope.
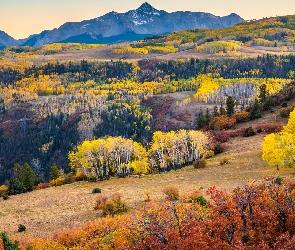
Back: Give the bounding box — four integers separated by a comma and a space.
0, 104, 293, 239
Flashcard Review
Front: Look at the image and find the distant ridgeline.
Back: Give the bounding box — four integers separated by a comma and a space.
0, 50, 295, 183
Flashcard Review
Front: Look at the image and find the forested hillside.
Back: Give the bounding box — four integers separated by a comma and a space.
2, 13, 295, 250
0, 50, 295, 183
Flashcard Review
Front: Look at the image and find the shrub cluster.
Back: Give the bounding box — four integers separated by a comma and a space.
209, 115, 236, 130
220, 157, 229, 165
163, 186, 180, 201
92, 188, 101, 194
193, 158, 207, 169
279, 103, 295, 118
232, 111, 250, 122
94, 193, 127, 217
23, 178, 295, 249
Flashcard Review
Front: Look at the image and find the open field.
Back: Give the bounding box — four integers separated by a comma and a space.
38, 44, 295, 62
0, 107, 294, 240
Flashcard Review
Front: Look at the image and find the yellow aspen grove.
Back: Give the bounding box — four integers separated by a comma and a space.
262, 109, 295, 169
149, 130, 211, 172
69, 136, 149, 179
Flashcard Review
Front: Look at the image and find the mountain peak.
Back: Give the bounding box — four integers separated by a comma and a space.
137, 2, 157, 12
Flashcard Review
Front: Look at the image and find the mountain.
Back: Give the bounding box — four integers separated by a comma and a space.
21, 2, 243, 47
0, 30, 18, 49
61, 30, 153, 44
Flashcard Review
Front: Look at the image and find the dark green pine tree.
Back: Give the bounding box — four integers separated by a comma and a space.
0, 231, 20, 250
219, 106, 227, 116
226, 96, 235, 117
250, 99, 262, 119
8, 178, 24, 195
258, 84, 267, 104
197, 108, 206, 129
13, 163, 36, 192
50, 164, 61, 181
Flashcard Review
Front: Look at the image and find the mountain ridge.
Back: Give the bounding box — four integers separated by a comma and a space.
0, 2, 243, 48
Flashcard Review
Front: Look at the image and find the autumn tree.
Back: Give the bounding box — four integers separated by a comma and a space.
262, 109, 295, 169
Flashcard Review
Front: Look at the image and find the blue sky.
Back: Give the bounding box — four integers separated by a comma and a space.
1, 0, 295, 39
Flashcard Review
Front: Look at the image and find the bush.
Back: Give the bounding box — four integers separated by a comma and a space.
74, 172, 87, 182
0, 185, 8, 197
2, 194, 8, 200
193, 158, 207, 169
279, 104, 295, 118
255, 124, 283, 133
182, 189, 202, 203
18, 224, 26, 232
281, 101, 288, 107
92, 188, 101, 194
274, 176, 283, 185
8, 178, 24, 195
232, 111, 250, 122
243, 126, 256, 137
214, 131, 231, 143
213, 142, 225, 154
209, 115, 236, 130
0, 232, 19, 250
64, 173, 75, 184
35, 182, 51, 190
220, 157, 229, 165
94, 193, 127, 217
193, 196, 207, 207
88, 174, 97, 182
163, 186, 180, 201
144, 191, 151, 202
50, 176, 65, 187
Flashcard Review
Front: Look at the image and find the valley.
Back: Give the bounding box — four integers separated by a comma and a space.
1, 5, 295, 249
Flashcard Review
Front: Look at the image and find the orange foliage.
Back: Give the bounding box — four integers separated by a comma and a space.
94, 192, 127, 217
0, 239, 4, 250
209, 115, 237, 130
20, 178, 295, 249
163, 186, 180, 201
232, 111, 250, 122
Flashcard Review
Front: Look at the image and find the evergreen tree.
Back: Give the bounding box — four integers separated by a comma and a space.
258, 84, 267, 104
213, 106, 219, 117
197, 108, 206, 129
0, 232, 20, 250
263, 95, 274, 111
226, 95, 235, 117
219, 106, 227, 116
250, 99, 262, 119
13, 163, 36, 192
50, 164, 61, 181
8, 178, 24, 195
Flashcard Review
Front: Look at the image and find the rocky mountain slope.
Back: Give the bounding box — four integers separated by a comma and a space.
1, 2, 243, 48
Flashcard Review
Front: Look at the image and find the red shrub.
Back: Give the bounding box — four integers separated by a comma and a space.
214, 131, 231, 143
255, 124, 283, 133
35, 182, 51, 190
230, 127, 246, 137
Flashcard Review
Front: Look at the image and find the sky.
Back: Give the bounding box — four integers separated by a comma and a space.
1, 0, 295, 39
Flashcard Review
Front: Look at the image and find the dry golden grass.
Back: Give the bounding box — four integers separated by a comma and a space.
0, 107, 294, 240
37, 44, 295, 62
